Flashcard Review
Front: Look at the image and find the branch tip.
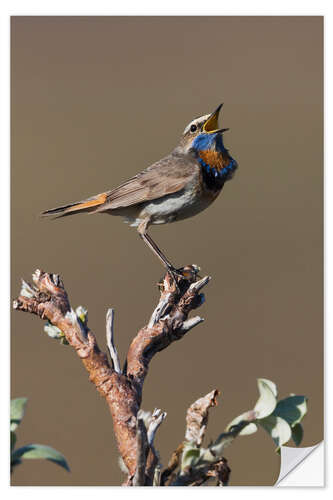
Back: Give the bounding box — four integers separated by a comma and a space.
147, 409, 167, 447
20, 279, 36, 299
185, 389, 220, 446
188, 275, 211, 294
32, 268, 42, 284
106, 308, 121, 374
179, 316, 204, 333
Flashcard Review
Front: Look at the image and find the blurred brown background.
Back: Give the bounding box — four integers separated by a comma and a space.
11, 16, 323, 486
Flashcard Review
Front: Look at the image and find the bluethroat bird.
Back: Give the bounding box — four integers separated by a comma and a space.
42, 104, 238, 280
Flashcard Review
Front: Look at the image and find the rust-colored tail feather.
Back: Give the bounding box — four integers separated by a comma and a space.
41, 192, 108, 218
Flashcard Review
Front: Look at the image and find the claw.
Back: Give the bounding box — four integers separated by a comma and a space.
176, 265, 201, 282
167, 264, 201, 294
158, 264, 202, 293
166, 267, 181, 294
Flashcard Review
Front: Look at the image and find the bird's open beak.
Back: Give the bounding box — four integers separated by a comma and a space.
203, 103, 229, 134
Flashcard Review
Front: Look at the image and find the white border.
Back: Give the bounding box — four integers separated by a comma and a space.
0, 0, 331, 15
1, 1, 331, 498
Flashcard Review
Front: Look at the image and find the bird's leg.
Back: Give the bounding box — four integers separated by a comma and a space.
137, 219, 182, 286
137, 220, 200, 291
141, 232, 183, 292
140, 231, 176, 272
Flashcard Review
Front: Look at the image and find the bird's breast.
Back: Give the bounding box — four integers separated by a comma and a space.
197, 149, 237, 191
134, 170, 220, 226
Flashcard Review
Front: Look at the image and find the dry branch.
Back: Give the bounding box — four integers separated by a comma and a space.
106, 308, 121, 374
160, 442, 185, 485
161, 389, 223, 486
133, 416, 149, 486
185, 389, 219, 446
126, 272, 210, 397
183, 458, 231, 487
13, 267, 209, 485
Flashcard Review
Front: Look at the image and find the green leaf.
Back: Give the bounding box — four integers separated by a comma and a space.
291, 423, 304, 446
273, 395, 307, 427
254, 379, 277, 419
181, 443, 200, 471
203, 434, 234, 460
262, 379, 278, 398
208, 417, 256, 459
236, 422, 258, 436
259, 415, 292, 451
226, 411, 258, 435
10, 398, 28, 431
11, 431, 16, 452
11, 444, 70, 472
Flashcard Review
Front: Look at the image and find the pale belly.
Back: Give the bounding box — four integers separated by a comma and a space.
119, 187, 221, 228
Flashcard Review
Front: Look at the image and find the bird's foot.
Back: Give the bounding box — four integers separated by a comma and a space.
175, 264, 201, 282
158, 264, 201, 294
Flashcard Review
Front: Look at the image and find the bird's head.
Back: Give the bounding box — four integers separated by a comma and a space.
177, 104, 229, 154
176, 104, 237, 187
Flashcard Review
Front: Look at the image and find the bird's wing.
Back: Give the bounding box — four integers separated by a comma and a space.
96, 153, 199, 211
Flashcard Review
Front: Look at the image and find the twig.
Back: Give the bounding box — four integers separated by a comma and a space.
126, 272, 211, 396
159, 389, 231, 486
191, 458, 231, 486
153, 465, 162, 486
171, 419, 251, 486
106, 309, 121, 374
178, 316, 204, 334
171, 460, 229, 487
148, 292, 173, 328
147, 408, 167, 448
213, 459, 231, 486
160, 442, 184, 486
161, 390, 219, 486
133, 415, 149, 486
185, 389, 219, 446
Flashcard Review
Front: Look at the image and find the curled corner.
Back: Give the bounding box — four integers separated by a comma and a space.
276, 441, 324, 486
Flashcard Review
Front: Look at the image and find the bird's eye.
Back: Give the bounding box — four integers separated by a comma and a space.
190, 124, 197, 133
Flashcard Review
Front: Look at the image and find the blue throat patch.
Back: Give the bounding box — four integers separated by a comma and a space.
193, 132, 224, 152
192, 132, 238, 191
198, 156, 237, 190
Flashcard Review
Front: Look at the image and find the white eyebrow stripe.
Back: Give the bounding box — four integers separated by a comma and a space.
183, 113, 210, 134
